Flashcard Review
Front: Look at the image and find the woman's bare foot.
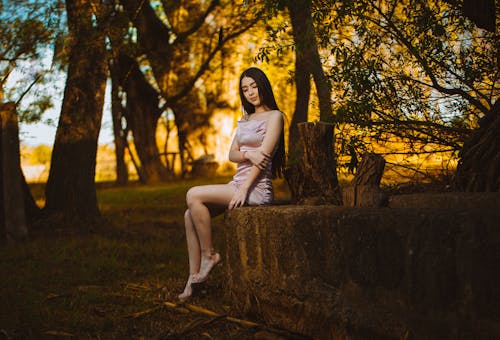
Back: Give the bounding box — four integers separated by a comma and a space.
191, 251, 221, 284
178, 275, 195, 302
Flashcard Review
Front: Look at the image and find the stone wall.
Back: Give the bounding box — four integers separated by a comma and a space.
223, 193, 500, 339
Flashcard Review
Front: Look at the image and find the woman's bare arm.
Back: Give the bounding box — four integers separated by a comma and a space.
228, 130, 247, 163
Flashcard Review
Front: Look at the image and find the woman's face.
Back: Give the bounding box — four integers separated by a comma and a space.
241, 76, 261, 107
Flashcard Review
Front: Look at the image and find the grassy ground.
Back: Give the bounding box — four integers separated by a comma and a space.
0, 177, 293, 339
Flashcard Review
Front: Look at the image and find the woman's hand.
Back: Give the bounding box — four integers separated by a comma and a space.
245, 150, 271, 170
228, 187, 249, 210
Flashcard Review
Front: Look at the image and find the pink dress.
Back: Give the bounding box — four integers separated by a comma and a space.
228, 119, 273, 205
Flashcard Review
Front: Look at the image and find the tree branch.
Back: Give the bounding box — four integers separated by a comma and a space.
428, 54, 492, 105
343, 101, 465, 149
15, 74, 43, 105
366, 1, 491, 114
0, 60, 17, 89
162, 16, 260, 106
368, 113, 470, 135
174, 0, 219, 44
120, 0, 171, 42
377, 148, 456, 155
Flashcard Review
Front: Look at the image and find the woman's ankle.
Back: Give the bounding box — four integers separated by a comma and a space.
201, 248, 217, 258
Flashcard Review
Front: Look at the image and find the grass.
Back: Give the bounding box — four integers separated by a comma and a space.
1, 171, 449, 338
0, 176, 284, 339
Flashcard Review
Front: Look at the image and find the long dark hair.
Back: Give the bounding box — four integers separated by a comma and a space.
239, 67, 286, 178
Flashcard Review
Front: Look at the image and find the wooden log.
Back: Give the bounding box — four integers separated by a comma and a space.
285, 122, 341, 204
342, 153, 387, 207
0, 102, 28, 240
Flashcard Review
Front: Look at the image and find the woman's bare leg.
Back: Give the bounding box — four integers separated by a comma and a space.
178, 210, 200, 301
179, 184, 236, 299
187, 184, 235, 282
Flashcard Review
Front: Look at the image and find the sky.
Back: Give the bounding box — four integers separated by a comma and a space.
18, 83, 115, 147
8, 58, 115, 147
2, 22, 115, 147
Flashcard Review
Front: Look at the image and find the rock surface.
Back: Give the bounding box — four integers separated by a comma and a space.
224, 193, 500, 339
388, 192, 500, 209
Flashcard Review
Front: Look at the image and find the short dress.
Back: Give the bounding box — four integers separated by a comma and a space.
228, 119, 273, 205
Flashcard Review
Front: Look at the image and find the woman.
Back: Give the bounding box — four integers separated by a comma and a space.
178, 67, 286, 301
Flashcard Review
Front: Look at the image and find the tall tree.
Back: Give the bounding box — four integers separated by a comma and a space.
0, 0, 57, 112
113, 0, 259, 179
109, 58, 129, 185
455, 100, 499, 191
451, 0, 498, 191
0, 0, 59, 232
44, 0, 108, 218
114, 52, 168, 183
284, 0, 334, 161
256, 0, 340, 201
1, 103, 28, 240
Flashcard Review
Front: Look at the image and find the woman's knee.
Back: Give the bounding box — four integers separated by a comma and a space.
186, 187, 199, 208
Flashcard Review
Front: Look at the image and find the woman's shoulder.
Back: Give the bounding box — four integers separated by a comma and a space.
268, 109, 282, 116
241, 110, 283, 122
259, 110, 282, 119
267, 110, 283, 121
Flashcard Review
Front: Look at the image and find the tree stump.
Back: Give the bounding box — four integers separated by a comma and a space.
285, 122, 341, 204
342, 153, 388, 207
0, 102, 28, 240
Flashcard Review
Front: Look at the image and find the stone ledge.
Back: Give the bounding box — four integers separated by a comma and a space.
388, 192, 500, 209
223, 199, 500, 339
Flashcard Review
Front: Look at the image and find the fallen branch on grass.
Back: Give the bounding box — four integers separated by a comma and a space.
122, 305, 162, 319
123, 300, 311, 339
163, 301, 260, 328
160, 301, 312, 339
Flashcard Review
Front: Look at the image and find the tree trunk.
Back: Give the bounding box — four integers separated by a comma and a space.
175, 121, 189, 177
299, 4, 333, 124
119, 0, 173, 97
286, 0, 334, 156
0, 102, 28, 240
116, 53, 169, 183
463, 0, 496, 32
286, 0, 312, 163
342, 153, 388, 207
44, 0, 107, 218
285, 0, 338, 207
169, 90, 210, 177
454, 100, 499, 192
109, 58, 128, 185
310, 50, 333, 122
285, 122, 341, 204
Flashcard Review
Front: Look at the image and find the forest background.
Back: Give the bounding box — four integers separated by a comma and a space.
0, 0, 498, 337
1, 0, 498, 220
